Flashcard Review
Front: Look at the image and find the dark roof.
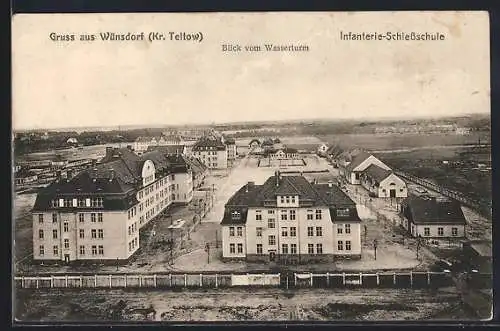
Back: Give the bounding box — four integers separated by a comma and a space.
224, 137, 236, 145
221, 174, 360, 225
192, 137, 226, 151
184, 156, 207, 175
146, 145, 185, 155
402, 195, 467, 225
249, 139, 261, 146
346, 151, 373, 172
363, 164, 392, 182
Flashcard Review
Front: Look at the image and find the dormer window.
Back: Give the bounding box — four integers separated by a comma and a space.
336, 208, 350, 217
231, 211, 241, 220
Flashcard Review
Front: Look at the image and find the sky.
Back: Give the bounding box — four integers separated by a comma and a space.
12, 12, 490, 130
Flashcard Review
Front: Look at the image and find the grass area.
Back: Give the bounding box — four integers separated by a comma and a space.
14, 287, 476, 322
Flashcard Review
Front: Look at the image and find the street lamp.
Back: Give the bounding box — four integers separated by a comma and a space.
373, 239, 378, 260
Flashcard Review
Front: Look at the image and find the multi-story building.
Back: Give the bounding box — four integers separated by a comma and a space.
31, 147, 193, 263
191, 137, 228, 169
360, 165, 407, 198
225, 137, 237, 166
221, 172, 362, 263
134, 135, 183, 154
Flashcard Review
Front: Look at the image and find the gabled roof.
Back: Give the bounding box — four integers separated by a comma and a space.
146, 145, 185, 155
249, 139, 261, 146
192, 137, 226, 150
363, 164, 392, 182
403, 195, 467, 225
346, 151, 373, 172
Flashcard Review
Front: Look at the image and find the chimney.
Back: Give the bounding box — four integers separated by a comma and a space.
275, 171, 280, 187
109, 168, 115, 182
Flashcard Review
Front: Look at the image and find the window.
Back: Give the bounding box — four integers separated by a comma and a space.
308, 244, 314, 254
291, 196, 296, 203
290, 227, 297, 237
338, 241, 344, 251
345, 224, 351, 234
282, 244, 288, 254
268, 235, 276, 246
337, 225, 343, 234
128, 226, 131, 235
53, 245, 59, 256
78, 199, 85, 207
316, 244, 323, 254
231, 211, 241, 220
79, 214, 84, 222
98, 245, 104, 255
79, 245, 85, 255
336, 208, 350, 217
268, 210, 275, 214
64, 199, 71, 207
53, 229, 58, 239
290, 210, 296, 220
256, 227, 262, 237
280, 196, 285, 204
268, 219, 276, 229
286, 196, 290, 203
63, 222, 69, 232
424, 227, 430, 236
91, 229, 97, 239
51, 200, 58, 208
307, 210, 313, 220
281, 211, 288, 221
79, 229, 85, 238
38, 214, 44, 223
281, 227, 288, 237
229, 243, 235, 254
307, 227, 314, 236
64, 239, 69, 249
38, 229, 44, 239
237, 227, 243, 237
255, 210, 262, 220
315, 210, 322, 220
438, 227, 444, 236
91, 213, 96, 222
52, 213, 58, 223
452, 227, 458, 236
229, 227, 235, 236
316, 227, 323, 236
237, 243, 243, 254
39, 245, 44, 256
290, 244, 297, 254
91, 197, 103, 207
98, 213, 103, 222
346, 240, 352, 251
256, 244, 263, 254
98, 229, 104, 239
91, 245, 97, 255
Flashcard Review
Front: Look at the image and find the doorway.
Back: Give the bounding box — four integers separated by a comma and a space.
269, 251, 276, 262
390, 189, 396, 198
64, 254, 70, 263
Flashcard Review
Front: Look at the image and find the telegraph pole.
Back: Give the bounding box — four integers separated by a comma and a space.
205, 243, 210, 264
373, 239, 378, 260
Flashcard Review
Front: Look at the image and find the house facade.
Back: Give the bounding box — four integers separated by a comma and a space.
343, 152, 391, 185
31, 147, 193, 263
225, 138, 237, 166
192, 137, 228, 169
221, 172, 362, 263
360, 164, 407, 198
134, 135, 184, 154
401, 195, 466, 240
263, 147, 300, 160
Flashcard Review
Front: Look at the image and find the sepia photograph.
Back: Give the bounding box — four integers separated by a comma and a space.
12, 11, 492, 323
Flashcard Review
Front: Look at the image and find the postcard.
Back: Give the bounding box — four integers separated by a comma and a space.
12, 11, 491, 323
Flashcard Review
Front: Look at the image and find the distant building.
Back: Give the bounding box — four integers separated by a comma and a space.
15, 168, 38, 185
360, 165, 407, 198
183, 156, 208, 189
317, 144, 328, 156
263, 147, 299, 160
192, 137, 228, 169
462, 240, 492, 273
134, 135, 183, 154
31, 147, 194, 263
224, 137, 237, 166
249, 139, 261, 149
401, 195, 466, 239
456, 127, 471, 135
66, 137, 78, 145
341, 151, 391, 185
146, 145, 186, 156
221, 172, 362, 263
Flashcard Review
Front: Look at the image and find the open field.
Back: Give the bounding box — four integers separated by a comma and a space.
14, 287, 476, 322
317, 133, 490, 151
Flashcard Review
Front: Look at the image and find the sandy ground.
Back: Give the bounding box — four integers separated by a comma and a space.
14, 286, 476, 322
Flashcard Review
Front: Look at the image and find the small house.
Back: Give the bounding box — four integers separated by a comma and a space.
360, 164, 407, 198
343, 151, 391, 185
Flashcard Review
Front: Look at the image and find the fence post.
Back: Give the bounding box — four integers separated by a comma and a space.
139, 275, 142, 288
80, 276, 83, 288
36, 278, 39, 289
124, 275, 127, 288
50, 275, 54, 288
109, 275, 112, 288
410, 271, 413, 287
154, 275, 157, 288
326, 272, 330, 287
199, 274, 203, 287
294, 273, 297, 287
22, 276, 25, 289
169, 274, 172, 287
184, 274, 187, 287
94, 275, 97, 287
342, 272, 346, 285
427, 271, 431, 285
215, 274, 218, 288
65, 275, 69, 288
359, 272, 363, 285
310, 273, 313, 287
376, 273, 380, 286
393, 272, 396, 285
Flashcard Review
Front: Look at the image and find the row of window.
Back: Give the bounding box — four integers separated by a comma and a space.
128, 237, 138, 251
423, 227, 459, 237
38, 228, 104, 239
50, 197, 104, 208
38, 244, 104, 256
253, 209, 351, 220
39, 213, 103, 224
279, 196, 297, 204
128, 222, 138, 236
138, 174, 175, 200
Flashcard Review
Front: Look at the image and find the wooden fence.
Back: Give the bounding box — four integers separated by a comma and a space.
14, 271, 458, 290
394, 170, 492, 220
